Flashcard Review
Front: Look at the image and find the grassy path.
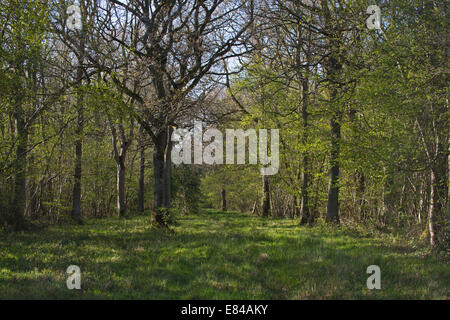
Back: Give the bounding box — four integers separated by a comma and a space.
0, 210, 448, 299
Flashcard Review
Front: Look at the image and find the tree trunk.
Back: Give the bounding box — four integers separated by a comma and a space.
71, 100, 83, 224
429, 134, 448, 249
221, 187, 227, 212
11, 106, 27, 230
300, 166, 311, 224
428, 169, 436, 246
138, 126, 145, 213
70, 29, 85, 225
295, 19, 313, 225
152, 127, 173, 226
117, 160, 126, 216
261, 175, 271, 217
357, 172, 366, 221
300, 77, 312, 225
251, 199, 258, 215
447, 134, 450, 247
417, 180, 424, 224
326, 111, 341, 223
323, 1, 343, 224
293, 196, 299, 218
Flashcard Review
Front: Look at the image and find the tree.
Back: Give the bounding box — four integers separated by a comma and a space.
94, 0, 254, 226
354, 0, 449, 248
0, 0, 50, 229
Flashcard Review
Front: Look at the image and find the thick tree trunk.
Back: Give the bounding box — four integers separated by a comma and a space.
152, 127, 173, 226
109, 120, 133, 217
261, 175, 271, 217
11, 107, 27, 231
138, 126, 145, 213
323, 1, 343, 224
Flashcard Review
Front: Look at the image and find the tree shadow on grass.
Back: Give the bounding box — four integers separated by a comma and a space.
0, 212, 448, 299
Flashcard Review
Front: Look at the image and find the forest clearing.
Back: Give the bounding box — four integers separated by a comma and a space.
0, 210, 447, 299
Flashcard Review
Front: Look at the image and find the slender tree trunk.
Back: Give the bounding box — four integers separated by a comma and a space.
428, 169, 436, 245
429, 133, 448, 249
221, 187, 227, 212
418, 181, 424, 224
251, 199, 258, 215
70, 21, 85, 225
29, 182, 39, 220
11, 106, 27, 230
326, 110, 341, 223
300, 77, 312, 225
293, 195, 299, 218
261, 175, 271, 217
117, 160, 126, 216
108, 117, 133, 217
447, 134, 450, 247
300, 161, 311, 224
71, 90, 83, 224
357, 172, 366, 221
71, 109, 83, 224
138, 126, 145, 213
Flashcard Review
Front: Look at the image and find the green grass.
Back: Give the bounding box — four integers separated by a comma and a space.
0, 209, 448, 299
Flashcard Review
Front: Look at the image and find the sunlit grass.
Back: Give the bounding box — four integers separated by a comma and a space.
0, 209, 448, 299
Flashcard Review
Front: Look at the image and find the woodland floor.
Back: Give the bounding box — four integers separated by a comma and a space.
0, 209, 448, 299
